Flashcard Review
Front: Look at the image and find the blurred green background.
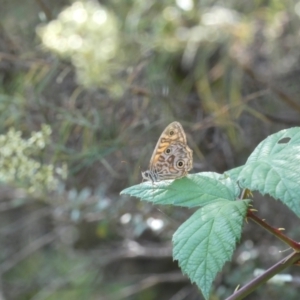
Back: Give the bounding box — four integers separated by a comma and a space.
1, 0, 300, 299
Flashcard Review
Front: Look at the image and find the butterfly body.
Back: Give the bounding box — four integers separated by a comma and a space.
142, 122, 193, 182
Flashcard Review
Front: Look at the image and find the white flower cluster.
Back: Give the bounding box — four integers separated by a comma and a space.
0, 125, 67, 193
37, 1, 119, 89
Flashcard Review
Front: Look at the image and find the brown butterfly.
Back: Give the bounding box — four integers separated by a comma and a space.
142, 122, 193, 182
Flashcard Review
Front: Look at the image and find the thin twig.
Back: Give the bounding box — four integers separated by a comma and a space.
241, 63, 300, 113
0, 207, 50, 235
106, 272, 187, 300
247, 209, 300, 251
0, 232, 56, 275
31, 264, 88, 300
192, 89, 269, 131
93, 241, 172, 268
226, 252, 300, 300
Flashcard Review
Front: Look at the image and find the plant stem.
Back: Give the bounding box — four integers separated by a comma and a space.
226, 252, 300, 300
247, 210, 300, 251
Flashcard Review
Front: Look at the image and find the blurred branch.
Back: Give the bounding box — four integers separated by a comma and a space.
0, 232, 56, 275
169, 285, 196, 300
97, 241, 172, 268
105, 272, 188, 300
262, 113, 300, 126
31, 264, 88, 300
0, 51, 51, 68
129, 85, 150, 96
100, 157, 121, 178
0, 200, 29, 212
0, 207, 50, 235
192, 89, 269, 131
242, 63, 300, 113
0, 278, 5, 300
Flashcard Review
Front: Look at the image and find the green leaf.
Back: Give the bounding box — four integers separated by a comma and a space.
225, 165, 244, 182
203, 172, 241, 198
120, 172, 240, 207
226, 127, 300, 216
173, 199, 250, 299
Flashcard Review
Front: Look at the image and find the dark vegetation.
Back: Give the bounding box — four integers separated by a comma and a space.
1, 0, 300, 299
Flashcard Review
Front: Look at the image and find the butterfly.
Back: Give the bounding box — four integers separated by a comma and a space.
142, 122, 193, 182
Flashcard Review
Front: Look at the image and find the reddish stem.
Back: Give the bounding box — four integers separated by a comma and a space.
226, 251, 300, 300
247, 209, 300, 251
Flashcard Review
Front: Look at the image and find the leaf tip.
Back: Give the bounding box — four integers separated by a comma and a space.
120, 187, 129, 195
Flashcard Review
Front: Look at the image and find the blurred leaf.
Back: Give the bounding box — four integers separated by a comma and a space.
78, 187, 92, 203
71, 209, 81, 222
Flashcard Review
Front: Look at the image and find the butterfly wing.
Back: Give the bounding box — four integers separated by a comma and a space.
148, 122, 187, 168
152, 141, 193, 180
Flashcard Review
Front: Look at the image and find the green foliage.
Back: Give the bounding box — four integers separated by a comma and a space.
121, 172, 240, 207
121, 173, 251, 299
227, 128, 300, 217
3, 0, 300, 299
121, 127, 300, 299
0, 125, 67, 193
173, 199, 250, 300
